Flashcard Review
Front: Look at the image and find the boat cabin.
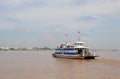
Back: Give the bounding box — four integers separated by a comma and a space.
74, 41, 91, 56
74, 41, 85, 48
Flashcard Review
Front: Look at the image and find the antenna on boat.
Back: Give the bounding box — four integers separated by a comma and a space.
65, 34, 68, 46
78, 31, 80, 41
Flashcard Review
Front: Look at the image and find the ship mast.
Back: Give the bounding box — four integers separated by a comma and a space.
78, 31, 80, 41
65, 34, 68, 46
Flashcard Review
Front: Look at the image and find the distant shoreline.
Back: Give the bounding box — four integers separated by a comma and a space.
0, 49, 119, 52
0, 47, 53, 51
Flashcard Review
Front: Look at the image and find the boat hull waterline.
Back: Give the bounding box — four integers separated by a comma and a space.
52, 54, 98, 59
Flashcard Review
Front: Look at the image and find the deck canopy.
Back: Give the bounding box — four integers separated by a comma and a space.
56, 48, 75, 50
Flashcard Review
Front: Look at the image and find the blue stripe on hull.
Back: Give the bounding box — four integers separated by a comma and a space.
55, 52, 77, 55
56, 48, 75, 50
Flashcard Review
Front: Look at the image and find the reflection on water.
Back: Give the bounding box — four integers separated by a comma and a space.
0, 51, 120, 79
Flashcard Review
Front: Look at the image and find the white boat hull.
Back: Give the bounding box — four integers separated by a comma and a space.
52, 54, 96, 59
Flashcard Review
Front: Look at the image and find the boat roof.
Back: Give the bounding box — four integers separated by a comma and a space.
74, 46, 89, 49
74, 41, 85, 44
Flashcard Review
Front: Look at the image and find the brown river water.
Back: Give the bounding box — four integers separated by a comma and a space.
0, 51, 120, 79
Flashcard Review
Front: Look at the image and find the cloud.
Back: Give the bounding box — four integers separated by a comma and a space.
1, 0, 120, 32
0, 0, 120, 48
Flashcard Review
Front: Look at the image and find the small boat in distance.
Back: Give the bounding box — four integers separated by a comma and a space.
52, 34, 98, 59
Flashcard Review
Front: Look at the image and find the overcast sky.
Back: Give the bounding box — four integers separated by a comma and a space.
0, 0, 120, 49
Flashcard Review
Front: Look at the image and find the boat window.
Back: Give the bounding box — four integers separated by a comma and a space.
74, 43, 83, 46
80, 43, 83, 45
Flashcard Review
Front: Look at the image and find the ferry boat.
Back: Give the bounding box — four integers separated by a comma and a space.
52, 40, 98, 59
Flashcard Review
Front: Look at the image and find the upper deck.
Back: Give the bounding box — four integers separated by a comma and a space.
74, 41, 89, 49
56, 47, 75, 50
